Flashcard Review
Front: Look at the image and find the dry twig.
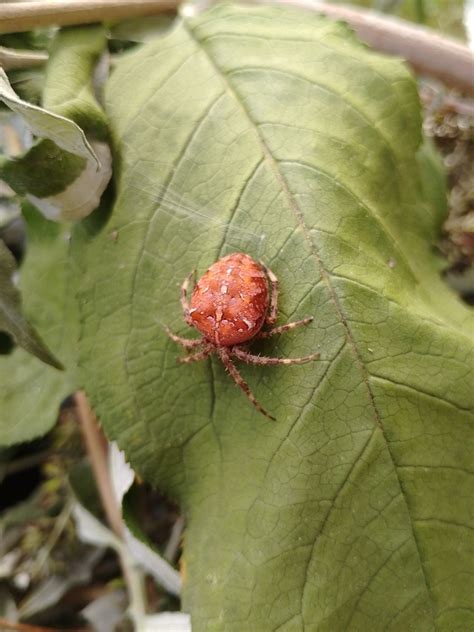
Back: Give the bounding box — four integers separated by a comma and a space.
73, 391, 147, 625
74, 390, 123, 538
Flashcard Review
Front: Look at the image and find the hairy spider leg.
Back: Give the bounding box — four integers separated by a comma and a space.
261, 262, 279, 326
257, 317, 314, 339
259, 263, 313, 336
218, 348, 276, 421
177, 347, 212, 364
232, 346, 320, 365
164, 326, 203, 349
181, 270, 196, 327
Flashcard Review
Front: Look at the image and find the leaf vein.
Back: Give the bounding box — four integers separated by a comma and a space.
123, 92, 226, 454
345, 538, 412, 630
300, 429, 376, 621
185, 20, 437, 624
226, 65, 401, 172
279, 158, 416, 281
370, 374, 473, 414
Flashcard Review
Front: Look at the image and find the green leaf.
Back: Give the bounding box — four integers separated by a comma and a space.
24, 140, 112, 222
110, 14, 178, 43
0, 68, 97, 165
0, 238, 63, 369
43, 26, 109, 141
0, 28, 112, 222
416, 137, 448, 234
0, 139, 86, 198
0, 205, 78, 446
73, 4, 473, 630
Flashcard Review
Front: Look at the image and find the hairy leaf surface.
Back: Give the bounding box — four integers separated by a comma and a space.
74, 5, 473, 631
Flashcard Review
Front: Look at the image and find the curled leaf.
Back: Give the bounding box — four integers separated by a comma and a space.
0, 239, 62, 369
27, 141, 112, 221
0, 206, 78, 447
0, 26, 112, 222
0, 68, 97, 165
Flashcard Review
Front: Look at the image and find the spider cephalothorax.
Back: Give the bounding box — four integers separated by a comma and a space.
166, 253, 319, 420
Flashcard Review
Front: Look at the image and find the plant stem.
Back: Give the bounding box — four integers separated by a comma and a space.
419, 86, 474, 117
74, 390, 123, 538
164, 515, 185, 563
74, 391, 147, 627
0, 47, 48, 70
413, 0, 426, 24
4, 450, 52, 475
30, 498, 73, 579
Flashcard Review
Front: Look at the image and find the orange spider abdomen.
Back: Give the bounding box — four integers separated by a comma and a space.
190, 253, 269, 346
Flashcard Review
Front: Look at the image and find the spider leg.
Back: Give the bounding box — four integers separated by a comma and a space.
177, 346, 212, 364
181, 270, 196, 327
164, 326, 203, 349
260, 262, 279, 326
232, 346, 320, 366
218, 348, 275, 421
257, 317, 313, 339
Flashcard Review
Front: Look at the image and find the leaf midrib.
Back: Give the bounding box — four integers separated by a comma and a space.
182, 18, 437, 628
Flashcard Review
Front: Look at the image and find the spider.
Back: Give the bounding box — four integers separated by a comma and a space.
165, 252, 320, 420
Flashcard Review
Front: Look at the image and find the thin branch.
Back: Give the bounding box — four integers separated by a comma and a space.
164, 515, 185, 563
266, 0, 474, 94
73, 391, 147, 625
4, 450, 52, 475
0, 47, 48, 70
30, 499, 74, 579
74, 390, 123, 538
0, 0, 472, 93
0, 0, 179, 34
419, 86, 474, 117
